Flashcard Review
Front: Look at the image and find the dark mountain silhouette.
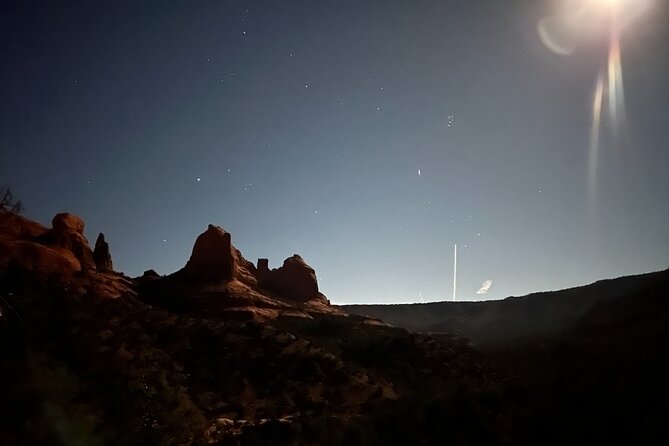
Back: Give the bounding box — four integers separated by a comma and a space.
341, 269, 669, 344
1, 211, 668, 445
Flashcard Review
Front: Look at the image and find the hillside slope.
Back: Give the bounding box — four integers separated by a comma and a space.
341, 269, 669, 344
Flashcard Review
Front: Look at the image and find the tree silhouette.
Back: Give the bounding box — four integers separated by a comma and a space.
0, 187, 23, 214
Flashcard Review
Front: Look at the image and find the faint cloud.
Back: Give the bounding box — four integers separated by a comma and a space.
476, 280, 493, 295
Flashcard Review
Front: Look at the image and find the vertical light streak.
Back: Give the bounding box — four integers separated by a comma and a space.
453, 243, 457, 302
607, 32, 626, 135
589, 72, 605, 204
589, 2, 627, 208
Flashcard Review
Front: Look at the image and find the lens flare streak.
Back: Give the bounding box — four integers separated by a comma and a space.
606, 33, 626, 136
589, 72, 605, 203
588, 8, 627, 205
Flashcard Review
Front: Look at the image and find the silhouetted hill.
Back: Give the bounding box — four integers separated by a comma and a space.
572, 269, 669, 341
341, 269, 669, 344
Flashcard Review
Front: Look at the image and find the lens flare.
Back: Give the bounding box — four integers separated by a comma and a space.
538, 0, 652, 206
606, 30, 626, 136
588, 4, 628, 205
588, 71, 605, 204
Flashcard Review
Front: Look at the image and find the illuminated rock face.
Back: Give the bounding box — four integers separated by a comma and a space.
0, 212, 94, 276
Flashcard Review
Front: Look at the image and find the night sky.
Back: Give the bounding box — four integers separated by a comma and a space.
2, 0, 668, 303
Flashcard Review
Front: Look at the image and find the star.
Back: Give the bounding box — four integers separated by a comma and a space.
196, 178, 201, 182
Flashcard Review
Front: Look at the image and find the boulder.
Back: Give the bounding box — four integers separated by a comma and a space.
93, 232, 113, 271
52, 213, 86, 234
47, 213, 95, 270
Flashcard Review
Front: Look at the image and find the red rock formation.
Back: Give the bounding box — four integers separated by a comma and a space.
93, 232, 113, 271
260, 255, 323, 302
47, 213, 95, 270
52, 213, 86, 234
0, 211, 48, 240
148, 224, 330, 315
0, 212, 83, 276
183, 224, 259, 286
184, 225, 234, 281
0, 239, 81, 276
181, 225, 325, 302
256, 258, 270, 282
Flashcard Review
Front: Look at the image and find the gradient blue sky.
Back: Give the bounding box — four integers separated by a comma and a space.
2, 0, 668, 303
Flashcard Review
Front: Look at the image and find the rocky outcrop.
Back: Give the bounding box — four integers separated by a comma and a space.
0, 211, 48, 240
0, 239, 81, 276
52, 212, 86, 234
182, 224, 258, 287
259, 255, 324, 302
184, 225, 234, 281
47, 213, 95, 270
93, 232, 113, 271
181, 225, 325, 303
0, 211, 103, 277
257, 258, 270, 282
142, 269, 161, 279
141, 224, 332, 319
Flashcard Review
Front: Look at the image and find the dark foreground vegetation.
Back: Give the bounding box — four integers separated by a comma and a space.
1, 265, 668, 445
